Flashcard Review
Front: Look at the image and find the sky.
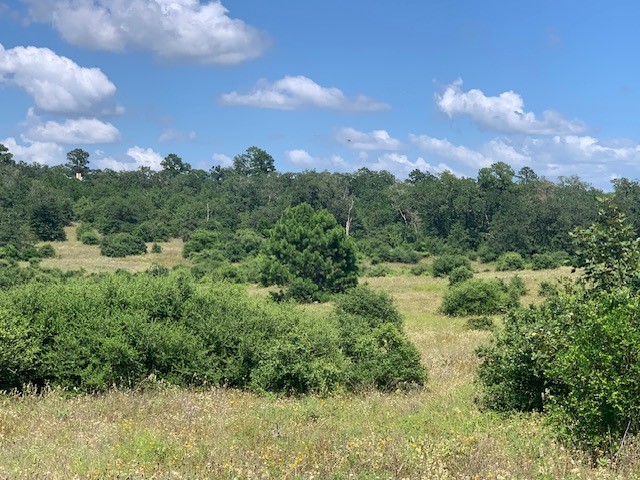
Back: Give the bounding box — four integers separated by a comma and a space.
1, 0, 639, 189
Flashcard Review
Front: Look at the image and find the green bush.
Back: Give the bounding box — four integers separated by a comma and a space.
37, 244, 56, 258
366, 264, 391, 277
335, 286, 426, 390
183, 229, 220, 259
409, 263, 429, 276
151, 243, 163, 254
0, 272, 426, 394
465, 316, 495, 331
134, 220, 171, 243
441, 278, 518, 316
478, 203, 640, 456
77, 223, 101, 245
431, 254, 472, 277
335, 285, 402, 328
531, 251, 569, 271
495, 252, 525, 271
507, 275, 527, 297
448, 265, 474, 285
100, 233, 147, 257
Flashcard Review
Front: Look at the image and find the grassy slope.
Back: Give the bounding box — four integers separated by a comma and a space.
1, 249, 638, 478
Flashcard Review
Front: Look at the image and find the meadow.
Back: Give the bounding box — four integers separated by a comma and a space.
2, 232, 639, 479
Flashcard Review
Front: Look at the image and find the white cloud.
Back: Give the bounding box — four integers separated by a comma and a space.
24, 0, 268, 64
1, 136, 65, 165
126, 146, 163, 170
158, 128, 196, 143
220, 76, 389, 112
212, 152, 233, 167
368, 152, 460, 177
410, 134, 492, 169
0, 43, 117, 114
284, 149, 346, 170
336, 127, 401, 151
25, 118, 119, 144
436, 79, 587, 135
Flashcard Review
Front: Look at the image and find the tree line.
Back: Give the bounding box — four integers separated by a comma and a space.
3, 143, 640, 263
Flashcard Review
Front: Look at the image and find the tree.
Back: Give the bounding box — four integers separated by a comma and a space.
0, 144, 14, 166
161, 153, 191, 175
66, 148, 90, 177
233, 146, 275, 177
260, 203, 358, 301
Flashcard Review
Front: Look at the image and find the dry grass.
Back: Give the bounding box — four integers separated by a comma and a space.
39, 225, 190, 273
2, 261, 640, 479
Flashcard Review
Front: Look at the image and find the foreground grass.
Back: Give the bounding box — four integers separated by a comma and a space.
3, 266, 639, 478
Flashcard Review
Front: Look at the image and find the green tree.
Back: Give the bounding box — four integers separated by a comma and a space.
161, 153, 191, 175
66, 148, 90, 177
260, 203, 358, 301
233, 146, 276, 177
0, 144, 14, 166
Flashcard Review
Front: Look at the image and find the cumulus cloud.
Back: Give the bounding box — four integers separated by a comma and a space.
0, 43, 117, 114
126, 146, 164, 170
336, 127, 401, 151
25, 118, 120, 144
220, 76, 389, 112
368, 153, 460, 177
436, 79, 587, 135
285, 149, 346, 169
410, 134, 492, 169
1, 136, 65, 165
24, 0, 268, 64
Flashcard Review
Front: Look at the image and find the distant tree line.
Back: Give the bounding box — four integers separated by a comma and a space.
3, 143, 639, 264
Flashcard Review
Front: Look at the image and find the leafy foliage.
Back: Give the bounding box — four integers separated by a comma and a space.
441, 278, 520, 316
495, 252, 525, 271
448, 265, 474, 285
100, 233, 147, 257
0, 272, 426, 394
478, 202, 640, 455
431, 254, 472, 278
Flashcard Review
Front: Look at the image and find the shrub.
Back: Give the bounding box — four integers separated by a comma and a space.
183, 229, 220, 259
495, 252, 525, 271
431, 254, 472, 278
366, 264, 391, 277
134, 220, 171, 243
465, 316, 495, 331
77, 223, 101, 245
478, 202, 640, 456
151, 243, 163, 254
449, 265, 474, 285
441, 278, 518, 316
507, 275, 528, 297
335, 286, 426, 390
0, 272, 426, 395
335, 285, 403, 328
37, 244, 56, 258
100, 233, 147, 257
531, 252, 565, 270
409, 263, 429, 276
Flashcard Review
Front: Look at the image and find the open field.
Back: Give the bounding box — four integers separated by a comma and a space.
3, 251, 639, 479
38, 225, 189, 273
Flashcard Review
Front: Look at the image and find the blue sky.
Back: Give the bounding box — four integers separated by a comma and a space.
1, 0, 639, 189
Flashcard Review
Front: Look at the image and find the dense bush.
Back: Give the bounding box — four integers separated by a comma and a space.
478, 203, 640, 455
431, 254, 472, 278
100, 233, 147, 257
134, 220, 171, 243
495, 252, 525, 271
448, 265, 474, 285
441, 278, 520, 316
465, 316, 495, 331
76, 222, 100, 245
409, 263, 429, 276
334, 286, 426, 390
531, 251, 566, 270
183, 229, 219, 259
0, 273, 425, 394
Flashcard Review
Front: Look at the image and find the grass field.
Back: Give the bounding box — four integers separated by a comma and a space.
2, 240, 638, 479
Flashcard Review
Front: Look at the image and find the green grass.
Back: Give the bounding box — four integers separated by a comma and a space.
2, 251, 639, 479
